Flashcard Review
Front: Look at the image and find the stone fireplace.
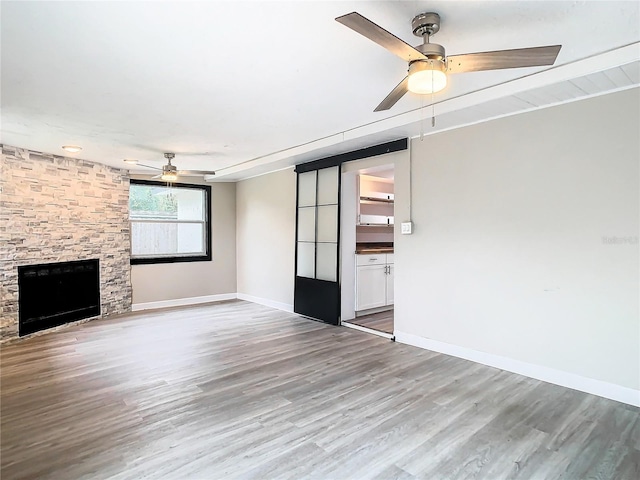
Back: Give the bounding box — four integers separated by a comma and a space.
18, 258, 101, 336
0, 145, 132, 342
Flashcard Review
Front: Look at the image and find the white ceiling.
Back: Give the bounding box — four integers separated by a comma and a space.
2, 1, 639, 180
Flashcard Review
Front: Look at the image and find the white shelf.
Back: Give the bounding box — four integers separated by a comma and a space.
360, 196, 394, 204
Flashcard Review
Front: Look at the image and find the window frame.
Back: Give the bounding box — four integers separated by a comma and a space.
129, 179, 212, 265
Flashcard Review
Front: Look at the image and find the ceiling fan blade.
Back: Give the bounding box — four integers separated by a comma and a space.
133, 163, 162, 171
151, 174, 162, 179
446, 45, 562, 74
177, 170, 216, 176
374, 76, 409, 112
336, 12, 426, 63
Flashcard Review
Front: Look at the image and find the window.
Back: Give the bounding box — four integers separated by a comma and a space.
129, 179, 211, 264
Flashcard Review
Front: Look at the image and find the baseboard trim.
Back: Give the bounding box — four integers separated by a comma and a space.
131, 293, 237, 312
132, 293, 294, 314
394, 331, 640, 408
236, 293, 294, 313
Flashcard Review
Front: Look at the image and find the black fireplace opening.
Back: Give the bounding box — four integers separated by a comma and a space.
18, 259, 100, 336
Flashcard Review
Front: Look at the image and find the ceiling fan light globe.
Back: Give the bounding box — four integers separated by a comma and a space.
160, 173, 178, 182
407, 60, 447, 94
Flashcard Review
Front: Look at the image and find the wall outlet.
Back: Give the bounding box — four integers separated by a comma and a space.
401, 222, 413, 235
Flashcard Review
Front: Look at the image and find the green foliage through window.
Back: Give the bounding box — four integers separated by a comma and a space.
129, 185, 178, 219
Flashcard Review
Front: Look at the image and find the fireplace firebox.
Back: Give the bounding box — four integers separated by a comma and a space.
18, 259, 100, 336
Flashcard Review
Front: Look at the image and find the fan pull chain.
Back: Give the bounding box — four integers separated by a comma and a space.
432, 95, 435, 127
420, 95, 425, 141
431, 69, 436, 128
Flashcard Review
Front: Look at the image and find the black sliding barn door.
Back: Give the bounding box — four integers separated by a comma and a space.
294, 165, 341, 325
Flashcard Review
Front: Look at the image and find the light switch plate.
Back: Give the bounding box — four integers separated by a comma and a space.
401, 222, 413, 235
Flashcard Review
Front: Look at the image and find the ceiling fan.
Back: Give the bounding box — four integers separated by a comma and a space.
336, 12, 562, 111
124, 153, 216, 182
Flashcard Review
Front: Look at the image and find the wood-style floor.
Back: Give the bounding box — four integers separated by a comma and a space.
351, 309, 394, 334
1, 300, 638, 480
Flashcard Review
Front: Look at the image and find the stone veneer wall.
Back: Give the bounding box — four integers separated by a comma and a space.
0, 145, 132, 342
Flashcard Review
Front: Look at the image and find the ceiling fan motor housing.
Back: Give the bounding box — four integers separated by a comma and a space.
415, 42, 446, 60
410, 43, 447, 80
162, 164, 177, 175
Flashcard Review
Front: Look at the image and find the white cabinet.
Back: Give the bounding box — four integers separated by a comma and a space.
356, 264, 387, 310
386, 264, 394, 305
356, 254, 394, 312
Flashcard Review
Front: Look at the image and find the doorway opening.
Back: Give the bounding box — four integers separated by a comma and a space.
340, 162, 395, 339
293, 139, 407, 327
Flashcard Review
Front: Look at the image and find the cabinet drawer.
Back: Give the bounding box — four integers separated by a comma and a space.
356, 254, 386, 266
386, 254, 394, 264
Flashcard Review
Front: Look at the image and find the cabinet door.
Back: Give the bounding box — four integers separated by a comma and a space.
356, 265, 387, 311
386, 264, 394, 306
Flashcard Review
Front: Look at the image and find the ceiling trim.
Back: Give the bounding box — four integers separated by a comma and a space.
408, 83, 639, 142
215, 42, 639, 180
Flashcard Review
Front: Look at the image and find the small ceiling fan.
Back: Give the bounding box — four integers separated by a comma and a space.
124, 153, 216, 182
336, 12, 562, 111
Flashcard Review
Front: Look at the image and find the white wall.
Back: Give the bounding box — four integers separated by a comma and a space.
236, 168, 296, 310
131, 180, 237, 304
395, 88, 640, 393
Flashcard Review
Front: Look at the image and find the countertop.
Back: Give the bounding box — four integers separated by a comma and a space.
355, 248, 394, 254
